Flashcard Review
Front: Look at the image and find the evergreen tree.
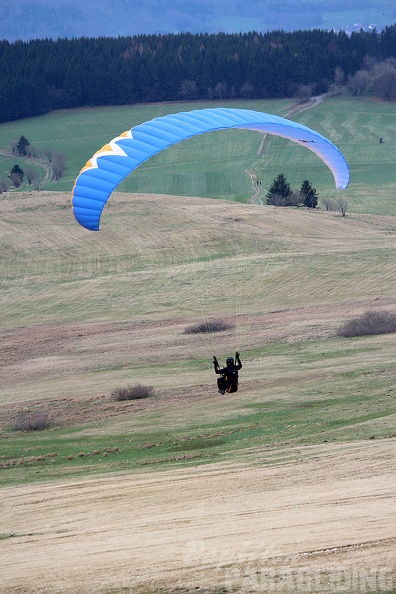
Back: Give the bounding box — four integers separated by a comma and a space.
9, 164, 24, 188
266, 173, 292, 206
16, 135, 30, 156
300, 179, 319, 208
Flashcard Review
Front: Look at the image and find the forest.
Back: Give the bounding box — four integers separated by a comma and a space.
0, 25, 395, 124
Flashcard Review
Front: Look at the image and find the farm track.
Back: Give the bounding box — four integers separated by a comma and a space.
246, 95, 326, 205
0, 149, 52, 187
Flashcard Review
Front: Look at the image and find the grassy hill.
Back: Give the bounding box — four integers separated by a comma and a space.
1, 187, 396, 482
1, 96, 395, 214
1, 95, 396, 480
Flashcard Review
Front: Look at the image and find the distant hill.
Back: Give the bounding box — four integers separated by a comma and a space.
1, 0, 396, 41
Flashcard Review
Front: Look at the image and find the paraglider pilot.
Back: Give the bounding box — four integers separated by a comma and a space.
213, 353, 242, 394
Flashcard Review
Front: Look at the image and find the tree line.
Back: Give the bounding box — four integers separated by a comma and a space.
0, 25, 395, 123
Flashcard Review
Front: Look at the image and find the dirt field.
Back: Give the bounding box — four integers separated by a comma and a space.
1, 191, 396, 593
1, 439, 395, 594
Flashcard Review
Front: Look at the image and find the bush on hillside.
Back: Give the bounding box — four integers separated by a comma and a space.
0, 177, 10, 192
338, 310, 396, 337
11, 411, 50, 431
111, 384, 154, 401
320, 197, 335, 211
184, 320, 234, 334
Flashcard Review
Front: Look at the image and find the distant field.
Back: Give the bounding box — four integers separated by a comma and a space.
1, 96, 395, 214
0, 98, 291, 204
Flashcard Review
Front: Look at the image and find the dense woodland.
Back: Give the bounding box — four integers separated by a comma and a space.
1, 26, 395, 123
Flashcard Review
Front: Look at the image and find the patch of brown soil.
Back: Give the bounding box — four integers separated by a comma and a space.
1, 439, 395, 593
0, 385, 216, 432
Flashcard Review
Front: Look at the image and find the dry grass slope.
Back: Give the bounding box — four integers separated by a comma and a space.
1, 191, 396, 593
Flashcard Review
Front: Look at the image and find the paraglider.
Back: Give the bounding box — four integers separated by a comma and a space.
213, 353, 242, 394
71, 107, 350, 231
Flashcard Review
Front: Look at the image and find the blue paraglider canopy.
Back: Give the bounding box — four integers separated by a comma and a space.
72, 107, 350, 231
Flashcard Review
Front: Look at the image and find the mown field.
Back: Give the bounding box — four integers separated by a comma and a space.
1, 97, 396, 594
2, 187, 396, 480
1, 96, 395, 213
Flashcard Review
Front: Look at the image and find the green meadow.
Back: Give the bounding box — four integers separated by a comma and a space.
1, 96, 395, 212
2, 337, 396, 487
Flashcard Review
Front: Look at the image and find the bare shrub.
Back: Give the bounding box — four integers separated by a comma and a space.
0, 177, 9, 193
11, 411, 50, 431
320, 197, 335, 211
338, 310, 396, 337
295, 83, 313, 103
111, 383, 154, 401
288, 191, 304, 207
51, 152, 66, 180
45, 148, 54, 162
24, 167, 39, 185
184, 320, 234, 334
337, 197, 349, 217
266, 193, 290, 207
33, 178, 45, 191
26, 143, 40, 158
